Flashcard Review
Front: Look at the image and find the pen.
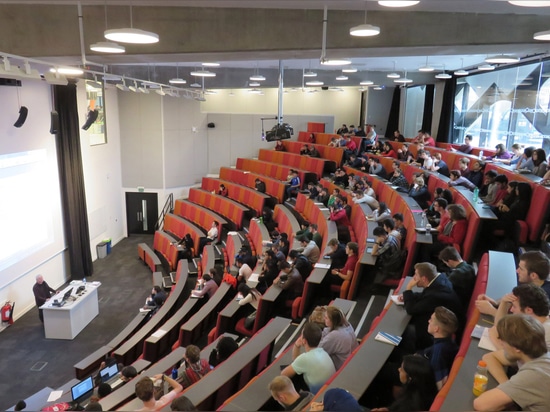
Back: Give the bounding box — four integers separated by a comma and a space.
481, 318, 494, 325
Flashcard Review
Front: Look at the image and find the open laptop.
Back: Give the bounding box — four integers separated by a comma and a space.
70, 376, 94, 410
99, 363, 125, 389
62, 288, 73, 302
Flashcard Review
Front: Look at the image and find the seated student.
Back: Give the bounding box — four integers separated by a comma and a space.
330, 242, 359, 286
408, 176, 430, 210
397, 143, 413, 163
490, 182, 532, 243
382, 218, 403, 248
193, 271, 218, 299
393, 130, 406, 142
135, 374, 183, 411
316, 187, 330, 207
176, 345, 212, 388
392, 213, 408, 249
309, 388, 363, 412
438, 246, 476, 309
329, 201, 351, 243
457, 156, 471, 176
89, 383, 112, 404
488, 174, 508, 206
299, 144, 309, 156
390, 167, 409, 192
144, 285, 167, 308
305, 181, 319, 199
515, 146, 535, 172
170, 396, 196, 412
268, 375, 313, 411
371, 226, 404, 286
308, 145, 320, 158
236, 257, 253, 283
208, 336, 239, 367
482, 284, 550, 385
325, 238, 348, 269
295, 235, 320, 265
368, 202, 392, 222
451, 134, 474, 154
257, 249, 279, 293
343, 135, 358, 162
463, 159, 485, 188
217, 184, 228, 197
120, 365, 138, 383
479, 170, 498, 203
486, 143, 512, 161
281, 322, 336, 394
352, 188, 379, 209
382, 141, 398, 158
422, 131, 436, 147
336, 124, 349, 135
288, 250, 313, 282
367, 157, 387, 179
492, 180, 517, 213
532, 148, 548, 177
424, 203, 467, 260
474, 314, 550, 411
430, 152, 450, 177
198, 221, 219, 254
273, 261, 304, 302
254, 178, 266, 193
319, 306, 358, 370
275, 140, 286, 151
426, 188, 453, 227
448, 169, 476, 190
177, 233, 194, 261
286, 170, 301, 199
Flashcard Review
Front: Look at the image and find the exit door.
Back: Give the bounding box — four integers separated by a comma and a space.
126, 192, 158, 235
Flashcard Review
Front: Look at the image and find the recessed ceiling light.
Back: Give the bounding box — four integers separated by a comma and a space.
509, 1, 550, 6
349, 24, 380, 37
478, 64, 495, 71
336, 75, 348, 81
190, 69, 216, 77
320, 58, 352, 66
360, 80, 374, 85
90, 41, 125, 53
104, 28, 159, 44
306, 80, 324, 86
303, 70, 318, 77
534, 30, 550, 40
378, 1, 420, 7
202, 62, 220, 67
342, 67, 358, 73
485, 54, 520, 64
454, 69, 469, 76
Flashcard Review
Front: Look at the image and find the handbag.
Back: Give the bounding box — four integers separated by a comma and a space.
244, 310, 257, 330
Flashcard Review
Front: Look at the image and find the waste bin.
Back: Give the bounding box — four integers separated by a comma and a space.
97, 242, 108, 259
103, 238, 112, 254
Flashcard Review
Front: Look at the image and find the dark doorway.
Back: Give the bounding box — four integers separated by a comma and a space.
126, 192, 158, 235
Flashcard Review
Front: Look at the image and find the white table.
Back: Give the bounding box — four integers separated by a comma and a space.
41, 282, 100, 340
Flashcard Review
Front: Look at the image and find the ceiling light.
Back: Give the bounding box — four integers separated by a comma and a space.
485, 54, 520, 64
250, 74, 266, 81
336, 75, 348, 81
50, 67, 84, 75
86, 80, 103, 90
418, 65, 434, 72
204, 90, 217, 95
116, 81, 130, 91
454, 69, 469, 76
394, 77, 413, 84
379, 1, 420, 7
169, 78, 186, 84
105, 28, 158, 44
190, 69, 216, 77
306, 80, 324, 86
358, 87, 366, 91
249, 81, 261, 87
303, 70, 317, 77
202, 62, 220, 67
360, 80, 374, 85
249, 88, 262, 94
155, 87, 166, 96
350, 24, 380, 37
435, 72, 452, 79
195, 95, 206, 102
387, 72, 400, 79
102, 74, 121, 81
90, 41, 125, 53
342, 67, 358, 73
320, 58, 352, 66
128, 81, 138, 92
478, 64, 495, 71
534, 30, 550, 40
508, 1, 550, 6
373, 86, 384, 90
190, 82, 201, 88
138, 84, 150, 93
329, 87, 344, 92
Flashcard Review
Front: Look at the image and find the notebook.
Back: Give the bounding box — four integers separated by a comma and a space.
375, 331, 403, 346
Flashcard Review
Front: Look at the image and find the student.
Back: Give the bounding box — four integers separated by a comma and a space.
135, 374, 183, 411
319, 306, 358, 370
176, 345, 212, 388
268, 375, 313, 411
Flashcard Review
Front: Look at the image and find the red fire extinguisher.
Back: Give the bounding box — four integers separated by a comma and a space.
1, 301, 13, 325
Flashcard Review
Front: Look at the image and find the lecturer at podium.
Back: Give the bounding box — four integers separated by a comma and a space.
33, 274, 56, 322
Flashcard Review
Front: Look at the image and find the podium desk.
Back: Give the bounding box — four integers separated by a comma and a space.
41, 282, 100, 340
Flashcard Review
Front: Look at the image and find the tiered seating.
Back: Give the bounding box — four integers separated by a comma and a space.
137, 242, 161, 272
173, 198, 228, 234
188, 187, 248, 230
200, 176, 269, 216
258, 148, 327, 178
245, 218, 271, 258
236, 157, 316, 187
219, 166, 286, 203
152, 230, 180, 271
273, 204, 301, 247
222, 232, 242, 273
163, 213, 204, 257
281, 140, 344, 169
297, 131, 362, 151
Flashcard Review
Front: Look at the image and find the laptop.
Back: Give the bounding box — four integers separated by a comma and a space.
100, 363, 125, 389
62, 287, 73, 302
70, 376, 94, 409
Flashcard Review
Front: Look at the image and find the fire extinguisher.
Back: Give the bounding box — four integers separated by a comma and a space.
1, 301, 13, 324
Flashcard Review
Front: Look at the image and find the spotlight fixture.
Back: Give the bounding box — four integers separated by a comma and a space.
128, 80, 139, 92
138, 83, 150, 93
116, 78, 130, 91
342, 67, 358, 73
204, 90, 217, 95
248, 88, 262, 94
320, 58, 352, 66
534, 30, 550, 40
202, 62, 220, 67
306, 80, 324, 86
379, 1, 419, 6
508, 1, 550, 6
329, 87, 344, 92
478, 64, 495, 71
90, 41, 125, 53
190, 69, 216, 77
190, 82, 202, 88
336, 75, 348, 81
485, 54, 520, 64
373, 86, 384, 90
155, 87, 166, 96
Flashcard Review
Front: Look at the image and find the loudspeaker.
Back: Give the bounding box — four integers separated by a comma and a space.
81, 109, 99, 131
50, 111, 59, 135
207, 122, 215, 128
321, 86, 329, 90
13, 106, 28, 128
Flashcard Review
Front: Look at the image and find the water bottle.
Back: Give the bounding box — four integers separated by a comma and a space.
473, 187, 479, 202
420, 212, 427, 229
479, 150, 484, 160
473, 360, 488, 396
259, 216, 264, 225
171, 367, 178, 379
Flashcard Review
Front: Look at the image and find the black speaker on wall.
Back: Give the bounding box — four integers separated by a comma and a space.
81, 109, 99, 131
50, 111, 59, 135
13, 106, 28, 128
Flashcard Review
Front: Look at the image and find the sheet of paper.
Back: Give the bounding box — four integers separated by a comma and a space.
314, 263, 331, 269
47, 390, 63, 402
390, 295, 404, 306
151, 329, 167, 338
478, 327, 497, 352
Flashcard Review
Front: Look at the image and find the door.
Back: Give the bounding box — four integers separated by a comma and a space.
126, 192, 158, 235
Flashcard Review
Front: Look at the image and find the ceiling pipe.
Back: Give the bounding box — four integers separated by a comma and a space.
320, 5, 328, 63
77, 2, 104, 69
277, 60, 283, 125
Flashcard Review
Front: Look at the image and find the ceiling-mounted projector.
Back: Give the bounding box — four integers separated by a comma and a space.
265, 123, 293, 142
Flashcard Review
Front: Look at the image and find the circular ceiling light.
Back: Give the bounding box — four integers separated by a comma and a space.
373, 86, 384, 90
342, 67, 358, 73
250, 74, 266, 81
435, 72, 452, 79
306, 80, 324, 86
360, 80, 374, 85
378, 1, 420, 7
50, 67, 84, 75
336, 75, 349, 81
249, 81, 261, 87
454, 69, 469, 76
202, 62, 220, 67
387, 72, 400, 79
169, 78, 187, 84
190, 70, 216, 77
534, 30, 550, 40
485, 54, 520, 64
320, 58, 352, 66
329, 87, 344, 92
90, 41, 125, 53
303, 70, 318, 77
418, 65, 434, 72
478, 64, 495, 71
508, 1, 550, 6
394, 77, 413, 84
349, 24, 380, 37
104, 28, 159, 44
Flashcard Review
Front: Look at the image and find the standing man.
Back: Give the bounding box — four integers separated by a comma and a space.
33, 274, 56, 322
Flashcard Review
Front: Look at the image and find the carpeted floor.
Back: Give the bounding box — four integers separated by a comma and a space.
0, 235, 155, 410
